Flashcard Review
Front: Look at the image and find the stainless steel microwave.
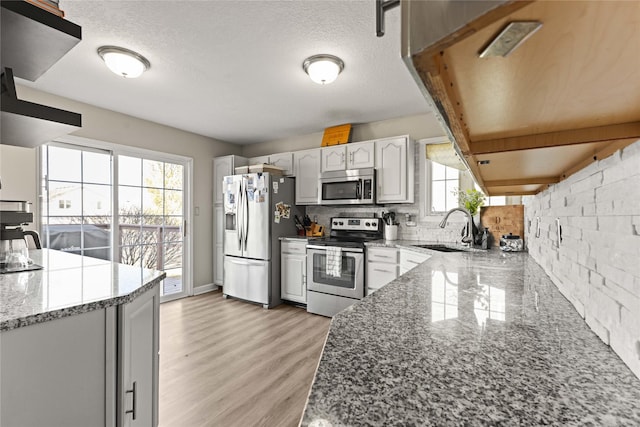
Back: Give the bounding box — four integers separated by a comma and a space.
320, 168, 375, 205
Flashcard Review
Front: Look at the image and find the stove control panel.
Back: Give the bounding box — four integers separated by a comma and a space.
331, 217, 379, 231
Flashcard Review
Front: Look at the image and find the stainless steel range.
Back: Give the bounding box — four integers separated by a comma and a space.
306, 216, 382, 317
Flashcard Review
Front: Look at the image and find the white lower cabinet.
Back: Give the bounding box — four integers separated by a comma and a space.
281, 240, 307, 303
400, 249, 431, 275
366, 247, 399, 295
0, 284, 160, 427
366, 247, 431, 295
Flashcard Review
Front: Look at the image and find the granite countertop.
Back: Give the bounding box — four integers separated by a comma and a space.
302, 250, 640, 425
0, 249, 166, 332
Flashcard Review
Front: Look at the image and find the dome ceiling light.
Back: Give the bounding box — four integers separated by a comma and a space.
97, 46, 151, 78
302, 54, 344, 85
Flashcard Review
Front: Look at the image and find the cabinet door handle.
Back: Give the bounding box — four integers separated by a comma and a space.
125, 381, 137, 420
374, 268, 391, 273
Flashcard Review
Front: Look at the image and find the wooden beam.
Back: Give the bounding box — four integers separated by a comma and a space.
484, 177, 560, 187
470, 122, 640, 154
489, 190, 540, 196
560, 138, 637, 180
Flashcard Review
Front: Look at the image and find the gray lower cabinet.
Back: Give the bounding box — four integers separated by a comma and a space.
119, 285, 160, 427
0, 284, 160, 427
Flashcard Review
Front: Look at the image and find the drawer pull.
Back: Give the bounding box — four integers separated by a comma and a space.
125, 381, 137, 420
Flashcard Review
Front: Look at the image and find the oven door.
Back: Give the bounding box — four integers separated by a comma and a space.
306, 246, 364, 299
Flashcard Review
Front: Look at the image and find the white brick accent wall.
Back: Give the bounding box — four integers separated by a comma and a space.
524, 139, 640, 379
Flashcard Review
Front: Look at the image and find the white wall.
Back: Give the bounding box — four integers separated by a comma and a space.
0, 145, 39, 236
241, 112, 445, 157
4, 85, 243, 289
523, 140, 640, 379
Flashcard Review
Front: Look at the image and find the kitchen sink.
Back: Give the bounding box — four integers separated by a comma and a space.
411, 244, 468, 253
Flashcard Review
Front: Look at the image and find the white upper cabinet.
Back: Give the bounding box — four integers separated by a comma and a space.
347, 141, 375, 169
213, 155, 247, 204
248, 155, 269, 165
321, 141, 375, 172
294, 148, 321, 204
321, 146, 347, 172
269, 152, 294, 175
375, 136, 414, 204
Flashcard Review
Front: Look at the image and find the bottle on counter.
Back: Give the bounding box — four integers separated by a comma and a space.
481, 227, 490, 250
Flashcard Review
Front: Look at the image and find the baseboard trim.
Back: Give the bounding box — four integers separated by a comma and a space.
193, 283, 218, 295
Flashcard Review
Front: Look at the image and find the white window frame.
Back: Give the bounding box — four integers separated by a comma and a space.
417, 136, 464, 222
38, 135, 194, 303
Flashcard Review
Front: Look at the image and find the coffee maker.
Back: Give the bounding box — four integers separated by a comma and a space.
0, 200, 43, 274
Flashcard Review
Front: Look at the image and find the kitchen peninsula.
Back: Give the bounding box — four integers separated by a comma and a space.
1, 249, 165, 427
301, 246, 640, 425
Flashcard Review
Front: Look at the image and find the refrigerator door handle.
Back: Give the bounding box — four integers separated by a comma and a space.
237, 179, 243, 250
243, 178, 249, 249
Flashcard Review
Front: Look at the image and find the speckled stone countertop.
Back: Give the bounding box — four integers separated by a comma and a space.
1, 249, 165, 332
302, 248, 640, 426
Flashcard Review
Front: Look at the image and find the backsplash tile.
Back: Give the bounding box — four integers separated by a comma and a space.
524, 139, 640, 380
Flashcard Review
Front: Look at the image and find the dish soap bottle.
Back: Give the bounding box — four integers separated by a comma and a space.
481, 227, 490, 250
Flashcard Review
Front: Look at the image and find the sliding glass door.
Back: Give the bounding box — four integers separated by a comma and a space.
41, 144, 113, 260
41, 141, 191, 302
117, 155, 187, 299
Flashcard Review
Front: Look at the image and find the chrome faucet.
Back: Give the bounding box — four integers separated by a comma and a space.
439, 207, 475, 246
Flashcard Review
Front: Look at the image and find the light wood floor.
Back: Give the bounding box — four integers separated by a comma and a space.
159, 290, 331, 427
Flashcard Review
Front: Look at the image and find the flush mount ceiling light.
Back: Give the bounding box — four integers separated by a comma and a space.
97, 46, 150, 78
302, 54, 344, 85
479, 21, 543, 58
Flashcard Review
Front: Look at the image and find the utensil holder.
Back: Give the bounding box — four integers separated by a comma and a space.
384, 224, 398, 241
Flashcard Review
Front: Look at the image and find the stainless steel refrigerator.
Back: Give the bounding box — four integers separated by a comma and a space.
222, 173, 302, 308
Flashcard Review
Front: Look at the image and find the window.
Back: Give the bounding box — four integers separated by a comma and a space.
430, 161, 459, 213
419, 138, 513, 221
475, 183, 506, 206
41, 144, 112, 260
418, 137, 467, 220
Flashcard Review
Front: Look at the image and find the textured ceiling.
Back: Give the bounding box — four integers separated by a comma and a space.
18, 0, 431, 144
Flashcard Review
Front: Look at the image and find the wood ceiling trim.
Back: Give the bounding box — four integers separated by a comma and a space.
470, 122, 640, 155
559, 138, 638, 181
489, 190, 540, 196
484, 177, 559, 187
410, 1, 535, 196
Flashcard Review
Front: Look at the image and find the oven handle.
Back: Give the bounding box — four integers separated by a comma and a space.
306, 245, 364, 254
